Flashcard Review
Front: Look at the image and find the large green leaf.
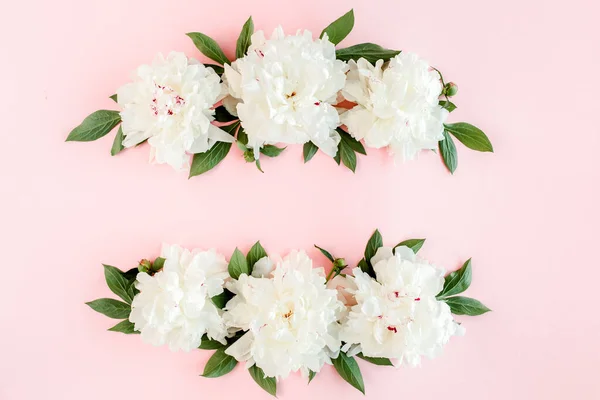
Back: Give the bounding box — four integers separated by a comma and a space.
228, 248, 249, 279
439, 100, 457, 112
338, 128, 366, 155
260, 145, 286, 157
186, 32, 231, 65
442, 296, 491, 316
189, 141, 232, 177
336, 43, 400, 64
437, 259, 472, 298
394, 238, 426, 254
248, 365, 277, 397
201, 348, 238, 377
211, 289, 234, 309
444, 123, 493, 152
364, 229, 383, 265
338, 138, 357, 172
332, 352, 365, 394
314, 245, 335, 263
246, 241, 268, 269
356, 353, 393, 366
86, 298, 131, 319
303, 141, 318, 163
103, 264, 134, 304
110, 126, 125, 156
320, 9, 354, 45
439, 130, 458, 174
66, 110, 121, 142
108, 319, 138, 334
198, 334, 226, 350
236, 16, 254, 59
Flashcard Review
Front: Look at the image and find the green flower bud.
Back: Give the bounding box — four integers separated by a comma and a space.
138, 259, 152, 273
444, 82, 458, 97
333, 258, 347, 269
243, 150, 256, 163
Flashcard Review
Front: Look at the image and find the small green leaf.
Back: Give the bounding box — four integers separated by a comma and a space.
308, 370, 317, 383
395, 239, 426, 254
314, 245, 335, 263
189, 124, 238, 178
214, 105, 237, 122
358, 258, 374, 278
437, 259, 472, 298
110, 126, 125, 156
439, 100, 457, 112
237, 126, 248, 145
364, 229, 383, 265
336, 43, 400, 64
255, 159, 264, 173
442, 296, 491, 316
186, 32, 231, 65
66, 110, 121, 142
320, 9, 354, 45
444, 123, 493, 152
153, 257, 166, 270
248, 365, 277, 397
109, 94, 118, 103
247, 241, 268, 269
356, 353, 393, 366
236, 16, 254, 59
103, 264, 134, 304
198, 334, 226, 350
333, 149, 341, 165
86, 298, 131, 319
228, 248, 249, 279
211, 289, 234, 309
201, 348, 238, 377
338, 128, 366, 155
260, 145, 286, 157
332, 352, 365, 394
108, 319, 138, 334
303, 141, 318, 163
338, 139, 357, 172
439, 130, 458, 174
205, 64, 224, 76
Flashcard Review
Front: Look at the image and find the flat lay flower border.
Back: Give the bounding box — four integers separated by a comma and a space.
67, 10, 493, 177
87, 230, 490, 396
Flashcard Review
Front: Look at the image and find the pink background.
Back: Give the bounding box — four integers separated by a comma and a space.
2, 0, 599, 398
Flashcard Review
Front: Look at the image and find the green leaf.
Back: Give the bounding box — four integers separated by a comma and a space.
248, 365, 277, 397
201, 348, 238, 377
303, 141, 318, 163
357, 258, 373, 276
314, 245, 335, 263
332, 352, 365, 394
103, 264, 134, 304
333, 149, 341, 165
228, 248, 249, 279
356, 353, 393, 366
320, 9, 354, 45
66, 110, 121, 142
336, 43, 400, 64
108, 319, 138, 334
442, 296, 491, 316
255, 159, 264, 173
205, 64, 224, 76
308, 370, 317, 383
86, 298, 131, 319
444, 123, 493, 152
237, 126, 248, 145
236, 16, 254, 59
395, 238, 426, 254
260, 145, 286, 157
109, 94, 118, 102
439, 130, 457, 174
214, 105, 237, 122
439, 100, 456, 112
338, 128, 366, 155
153, 257, 166, 270
438, 259, 472, 298
189, 124, 235, 178
364, 229, 383, 265
211, 289, 234, 309
186, 32, 231, 65
338, 138, 357, 172
198, 334, 226, 350
110, 126, 125, 156
247, 241, 268, 269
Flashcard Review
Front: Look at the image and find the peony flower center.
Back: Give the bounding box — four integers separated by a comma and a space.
150, 83, 186, 117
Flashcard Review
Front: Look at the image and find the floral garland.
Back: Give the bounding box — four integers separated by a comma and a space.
67, 10, 493, 176
87, 230, 489, 395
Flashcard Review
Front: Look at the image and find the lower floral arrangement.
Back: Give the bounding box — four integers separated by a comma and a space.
87, 230, 489, 395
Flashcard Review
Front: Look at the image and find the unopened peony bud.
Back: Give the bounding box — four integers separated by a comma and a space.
444, 82, 458, 97
333, 258, 347, 269
138, 259, 152, 273
243, 150, 256, 163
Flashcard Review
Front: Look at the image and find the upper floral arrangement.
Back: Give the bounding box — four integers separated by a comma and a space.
67, 10, 493, 176
87, 230, 489, 396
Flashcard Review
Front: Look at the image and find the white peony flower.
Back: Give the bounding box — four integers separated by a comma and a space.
129, 244, 229, 352
117, 52, 232, 170
223, 250, 344, 379
341, 53, 449, 161
223, 27, 348, 158
340, 246, 464, 367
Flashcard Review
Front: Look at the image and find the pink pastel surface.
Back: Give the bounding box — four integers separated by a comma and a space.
1, 0, 598, 398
